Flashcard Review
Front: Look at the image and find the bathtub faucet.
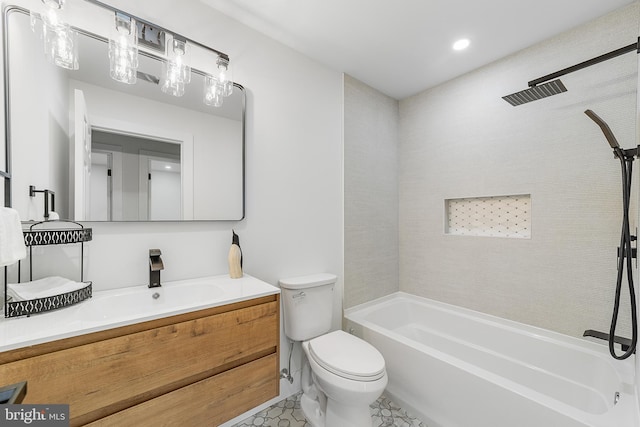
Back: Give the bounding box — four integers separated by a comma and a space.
583, 329, 634, 353
149, 249, 164, 288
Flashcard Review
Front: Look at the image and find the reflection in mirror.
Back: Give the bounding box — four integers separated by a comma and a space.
4, 5, 245, 222
90, 130, 182, 221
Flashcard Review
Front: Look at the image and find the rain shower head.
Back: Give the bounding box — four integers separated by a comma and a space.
501, 80, 567, 106
584, 109, 620, 149
502, 41, 637, 107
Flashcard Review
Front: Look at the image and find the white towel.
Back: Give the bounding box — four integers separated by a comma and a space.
0, 208, 26, 267
7, 276, 87, 302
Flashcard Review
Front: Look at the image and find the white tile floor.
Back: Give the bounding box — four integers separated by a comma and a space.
233, 392, 427, 427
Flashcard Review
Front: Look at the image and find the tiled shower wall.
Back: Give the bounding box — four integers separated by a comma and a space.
399, 3, 639, 337
344, 3, 639, 337
344, 75, 399, 308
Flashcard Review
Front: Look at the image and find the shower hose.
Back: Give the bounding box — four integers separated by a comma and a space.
609, 147, 638, 360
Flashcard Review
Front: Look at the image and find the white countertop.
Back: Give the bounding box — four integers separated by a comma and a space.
0, 274, 280, 353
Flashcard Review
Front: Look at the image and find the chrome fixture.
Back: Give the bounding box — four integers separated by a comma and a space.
149, 249, 164, 288
30, 0, 78, 70
108, 12, 138, 84
280, 341, 295, 384
137, 23, 165, 52
28, 0, 234, 107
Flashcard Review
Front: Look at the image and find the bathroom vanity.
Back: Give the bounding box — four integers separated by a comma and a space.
0, 275, 280, 426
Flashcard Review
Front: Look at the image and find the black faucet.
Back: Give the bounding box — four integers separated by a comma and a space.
583, 329, 635, 353
149, 249, 164, 288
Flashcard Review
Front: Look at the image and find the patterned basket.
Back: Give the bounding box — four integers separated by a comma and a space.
5, 282, 92, 318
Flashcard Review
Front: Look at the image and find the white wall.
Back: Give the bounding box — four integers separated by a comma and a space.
3, 0, 344, 417
399, 3, 639, 339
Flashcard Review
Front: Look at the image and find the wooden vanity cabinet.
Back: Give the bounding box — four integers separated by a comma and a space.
0, 294, 280, 426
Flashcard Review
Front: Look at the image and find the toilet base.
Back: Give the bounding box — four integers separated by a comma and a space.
300, 392, 324, 427
301, 391, 373, 427
326, 400, 373, 427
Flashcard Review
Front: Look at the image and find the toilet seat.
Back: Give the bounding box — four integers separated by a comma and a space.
308, 330, 385, 381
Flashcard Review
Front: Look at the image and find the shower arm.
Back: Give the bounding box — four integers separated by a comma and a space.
528, 39, 638, 88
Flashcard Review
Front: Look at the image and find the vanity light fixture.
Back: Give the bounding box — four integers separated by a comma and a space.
31, 0, 79, 70
108, 12, 138, 84
203, 56, 234, 107
161, 36, 191, 97
28, 1, 234, 104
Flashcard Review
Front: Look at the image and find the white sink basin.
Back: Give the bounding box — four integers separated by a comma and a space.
79, 282, 229, 322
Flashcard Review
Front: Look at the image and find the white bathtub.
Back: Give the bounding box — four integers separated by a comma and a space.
0, 274, 279, 352
344, 292, 639, 427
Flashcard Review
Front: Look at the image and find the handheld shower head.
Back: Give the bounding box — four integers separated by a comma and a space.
584, 109, 620, 149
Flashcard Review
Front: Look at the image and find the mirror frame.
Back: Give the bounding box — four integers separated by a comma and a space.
2, 3, 246, 222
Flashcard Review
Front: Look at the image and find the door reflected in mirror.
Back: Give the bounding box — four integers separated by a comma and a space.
5, 6, 245, 222
89, 130, 182, 221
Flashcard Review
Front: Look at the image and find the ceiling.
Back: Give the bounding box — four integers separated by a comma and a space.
199, 0, 637, 100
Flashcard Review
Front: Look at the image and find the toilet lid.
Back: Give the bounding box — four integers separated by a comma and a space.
308, 330, 385, 381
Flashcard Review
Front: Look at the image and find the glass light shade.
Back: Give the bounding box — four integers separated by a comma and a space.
31, 1, 79, 70
216, 57, 233, 97
161, 38, 191, 97
203, 75, 224, 107
203, 57, 233, 107
44, 22, 78, 69
108, 13, 138, 84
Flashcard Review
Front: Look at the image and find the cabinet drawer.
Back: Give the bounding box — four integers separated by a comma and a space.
0, 300, 278, 425
86, 354, 278, 427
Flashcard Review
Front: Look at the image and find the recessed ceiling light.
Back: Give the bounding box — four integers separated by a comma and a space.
452, 38, 470, 51
165, 165, 172, 170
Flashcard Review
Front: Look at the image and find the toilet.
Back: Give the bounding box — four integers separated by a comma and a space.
279, 273, 387, 427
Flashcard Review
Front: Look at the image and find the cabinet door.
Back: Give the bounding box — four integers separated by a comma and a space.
86, 354, 278, 427
0, 301, 278, 425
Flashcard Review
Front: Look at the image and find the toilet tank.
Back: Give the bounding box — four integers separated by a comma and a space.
279, 273, 337, 342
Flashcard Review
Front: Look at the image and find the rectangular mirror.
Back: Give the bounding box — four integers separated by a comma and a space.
3, 4, 245, 221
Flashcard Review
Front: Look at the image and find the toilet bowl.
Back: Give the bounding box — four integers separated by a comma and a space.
279, 273, 388, 427
301, 330, 387, 427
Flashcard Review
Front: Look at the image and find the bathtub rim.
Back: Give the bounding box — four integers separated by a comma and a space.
345, 291, 636, 365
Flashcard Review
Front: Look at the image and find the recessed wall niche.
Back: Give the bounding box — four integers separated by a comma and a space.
445, 194, 531, 238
